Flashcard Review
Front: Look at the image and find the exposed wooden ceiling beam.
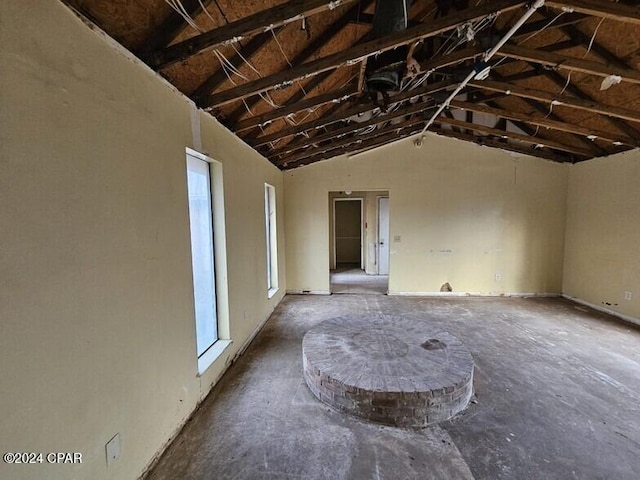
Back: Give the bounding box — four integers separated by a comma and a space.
448, 100, 639, 146
509, 11, 588, 39
347, 12, 424, 28
249, 47, 486, 141
498, 66, 544, 82
246, 44, 493, 143
540, 67, 640, 140
284, 118, 574, 169
419, 46, 483, 72
546, 0, 640, 25
465, 102, 474, 135
199, 0, 527, 109
487, 70, 603, 155
191, 30, 275, 99
222, 0, 374, 124
443, 109, 463, 134
470, 80, 640, 124
357, 59, 368, 93
436, 116, 593, 157
276, 116, 426, 165
540, 39, 581, 52
559, 23, 624, 67
269, 99, 437, 158
555, 21, 640, 137
497, 45, 640, 84
234, 86, 358, 132
239, 69, 347, 141
146, 0, 359, 69
431, 127, 571, 163
251, 80, 453, 147
282, 124, 424, 169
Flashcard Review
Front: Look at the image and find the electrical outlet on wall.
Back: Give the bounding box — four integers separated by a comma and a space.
106, 433, 121, 467
495, 273, 502, 282
624, 291, 632, 301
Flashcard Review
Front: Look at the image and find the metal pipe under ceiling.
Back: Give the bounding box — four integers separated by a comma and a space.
418, 0, 546, 139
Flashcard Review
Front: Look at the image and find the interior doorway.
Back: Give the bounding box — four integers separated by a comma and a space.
333, 198, 363, 269
329, 191, 389, 294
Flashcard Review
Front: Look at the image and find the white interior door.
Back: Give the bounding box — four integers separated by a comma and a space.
378, 197, 390, 275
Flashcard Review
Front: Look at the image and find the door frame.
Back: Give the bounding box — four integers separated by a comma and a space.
377, 195, 390, 275
332, 197, 364, 270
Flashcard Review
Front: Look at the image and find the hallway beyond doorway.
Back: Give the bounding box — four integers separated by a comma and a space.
330, 263, 388, 294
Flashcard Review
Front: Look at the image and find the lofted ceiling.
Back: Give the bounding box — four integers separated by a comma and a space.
62, 0, 640, 169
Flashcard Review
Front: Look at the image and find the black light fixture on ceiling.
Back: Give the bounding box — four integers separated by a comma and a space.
364, 0, 412, 108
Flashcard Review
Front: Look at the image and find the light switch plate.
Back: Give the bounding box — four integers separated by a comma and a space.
106, 433, 121, 466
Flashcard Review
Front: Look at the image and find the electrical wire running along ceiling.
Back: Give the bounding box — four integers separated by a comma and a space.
62, 0, 640, 170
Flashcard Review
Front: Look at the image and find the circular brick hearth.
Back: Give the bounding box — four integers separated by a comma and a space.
302, 316, 474, 427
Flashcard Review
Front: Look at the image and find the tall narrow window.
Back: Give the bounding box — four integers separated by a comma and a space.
186, 154, 218, 357
265, 183, 278, 298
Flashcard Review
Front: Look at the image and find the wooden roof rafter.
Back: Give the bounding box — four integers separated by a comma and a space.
495, 45, 640, 85
59, 0, 640, 169
144, 0, 361, 69
198, 0, 528, 109
545, 0, 640, 25
276, 115, 427, 166
221, 0, 375, 125
435, 116, 593, 158
269, 99, 438, 159
251, 0, 640, 165
469, 80, 640, 125
191, 29, 279, 99
282, 123, 426, 169
448, 100, 640, 147
544, 68, 640, 141
233, 45, 480, 134
430, 126, 573, 163
234, 86, 359, 133
250, 80, 454, 148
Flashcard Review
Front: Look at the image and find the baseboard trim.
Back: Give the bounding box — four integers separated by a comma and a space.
389, 291, 561, 297
236, 307, 274, 357
562, 294, 640, 327
137, 296, 283, 479
286, 290, 331, 295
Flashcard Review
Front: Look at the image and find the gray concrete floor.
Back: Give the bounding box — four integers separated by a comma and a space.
145, 296, 640, 480
331, 263, 388, 294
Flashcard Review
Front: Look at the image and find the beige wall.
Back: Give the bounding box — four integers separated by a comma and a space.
3, 3, 638, 479
563, 151, 640, 324
285, 136, 568, 295
0, 2, 284, 480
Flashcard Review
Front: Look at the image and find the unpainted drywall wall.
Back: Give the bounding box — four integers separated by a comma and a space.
563, 150, 640, 323
285, 135, 568, 295
0, 2, 284, 479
